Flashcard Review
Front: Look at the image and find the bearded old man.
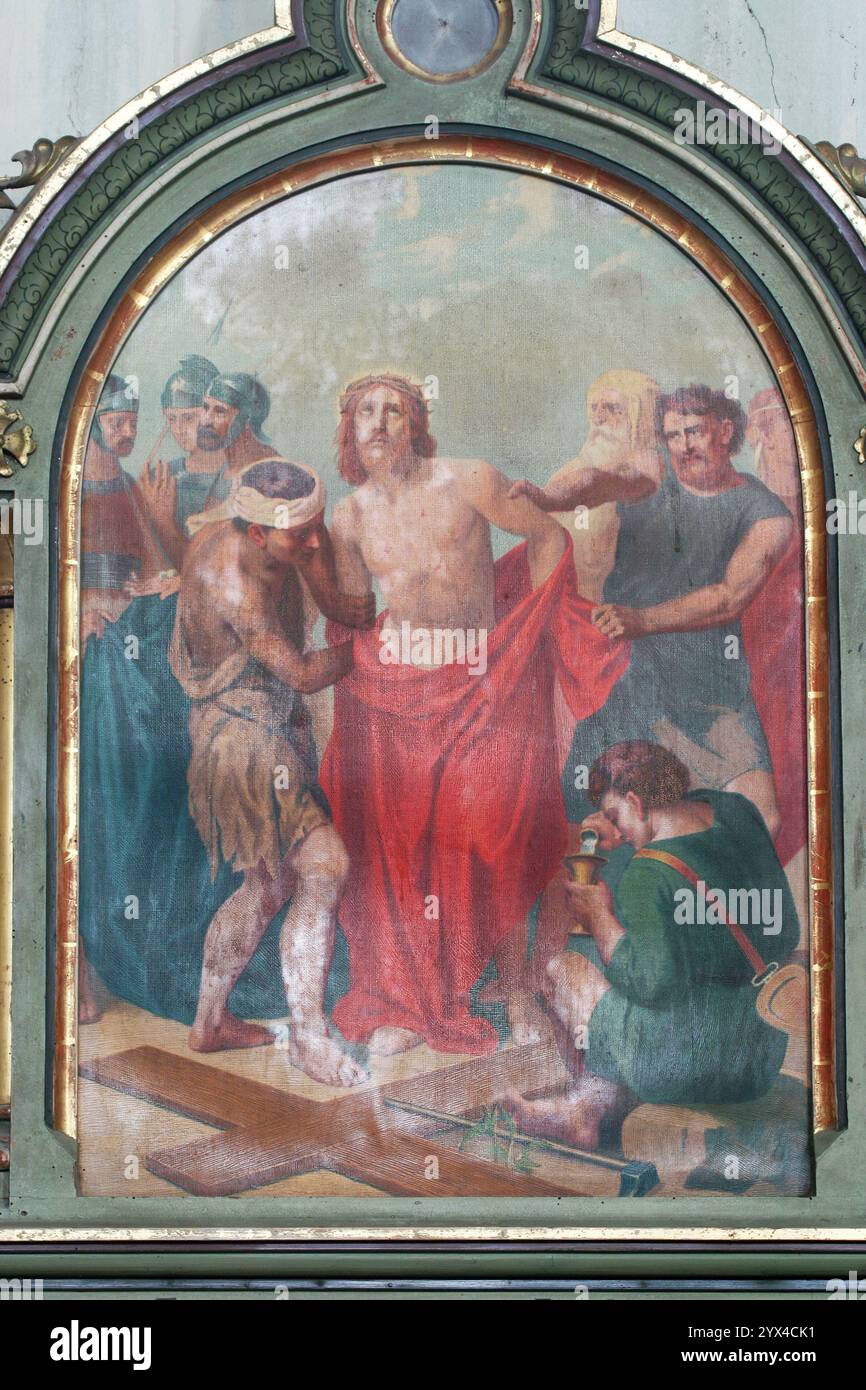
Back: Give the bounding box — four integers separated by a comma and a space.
527, 370, 663, 603
508, 370, 662, 980
511, 369, 662, 772
322, 373, 628, 1057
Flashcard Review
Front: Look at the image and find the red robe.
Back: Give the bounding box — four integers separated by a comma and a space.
321, 541, 629, 1053
742, 523, 808, 866
80, 476, 149, 573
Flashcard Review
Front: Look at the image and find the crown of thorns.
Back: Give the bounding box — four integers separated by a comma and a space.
338, 373, 428, 414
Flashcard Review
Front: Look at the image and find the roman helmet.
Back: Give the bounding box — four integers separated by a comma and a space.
92, 371, 139, 451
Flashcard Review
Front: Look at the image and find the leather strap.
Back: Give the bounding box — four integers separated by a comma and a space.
633, 846, 777, 985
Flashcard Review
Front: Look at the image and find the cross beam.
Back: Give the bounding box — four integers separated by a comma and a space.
81, 1041, 590, 1197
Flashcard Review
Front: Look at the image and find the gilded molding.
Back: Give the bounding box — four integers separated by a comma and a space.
2, 0, 866, 392
0, 401, 35, 476
508, 3, 866, 396
3, 1223, 866, 1243
0, 3, 297, 274
814, 141, 866, 200
0, 137, 78, 212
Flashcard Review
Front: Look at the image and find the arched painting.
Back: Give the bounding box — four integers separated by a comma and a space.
74, 151, 814, 1199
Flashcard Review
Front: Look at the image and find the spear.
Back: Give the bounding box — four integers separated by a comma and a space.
383, 1096, 659, 1195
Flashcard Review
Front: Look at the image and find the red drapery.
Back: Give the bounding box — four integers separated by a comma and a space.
742, 529, 808, 866
321, 542, 629, 1053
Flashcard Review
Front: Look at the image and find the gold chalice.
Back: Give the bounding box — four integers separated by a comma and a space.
562, 826, 607, 935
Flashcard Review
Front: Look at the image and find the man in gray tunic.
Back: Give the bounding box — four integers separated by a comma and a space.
512, 383, 794, 976
513, 382, 793, 839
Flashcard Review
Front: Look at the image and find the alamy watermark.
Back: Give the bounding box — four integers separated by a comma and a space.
827, 1270, 866, 1299
674, 100, 782, 156
49, 1320, 152, 1370
673, 882, 783, 935
0, 497, 43, 545
379, 621, 488, 676
0, 1277, 43, 1300
826, 492, 866, 534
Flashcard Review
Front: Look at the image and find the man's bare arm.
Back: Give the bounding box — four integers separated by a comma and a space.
294, 521, 375, 628
330, 498, 375, 597
229, 575, 352, 694
509, 449, 662, 512
463, 459, 567, 587
592, 515, 793, 640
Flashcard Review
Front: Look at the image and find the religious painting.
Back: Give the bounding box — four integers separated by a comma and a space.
73, 156, 814, 1199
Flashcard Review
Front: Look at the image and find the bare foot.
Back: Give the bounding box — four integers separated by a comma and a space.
506, 989, 553, 1046
500, 1080, 610, 1152
367, 1026, 422, 1056
189, 1013, 274, 1052
287, 1026, 367, 1087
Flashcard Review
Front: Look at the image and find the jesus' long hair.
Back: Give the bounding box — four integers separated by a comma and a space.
335, 373, 437, 485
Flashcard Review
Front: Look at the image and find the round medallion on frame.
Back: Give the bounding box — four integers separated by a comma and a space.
376, 0, 513, 83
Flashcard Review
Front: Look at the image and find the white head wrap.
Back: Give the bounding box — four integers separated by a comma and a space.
186, 457, 326, 537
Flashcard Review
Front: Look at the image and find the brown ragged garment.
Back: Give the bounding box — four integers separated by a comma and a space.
169, 614, 329, 880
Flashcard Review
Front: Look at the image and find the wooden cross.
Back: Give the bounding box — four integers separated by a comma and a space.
81, 1041, 594, 1198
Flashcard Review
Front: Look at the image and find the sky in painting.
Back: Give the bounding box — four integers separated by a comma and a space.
113, 163, 781, 519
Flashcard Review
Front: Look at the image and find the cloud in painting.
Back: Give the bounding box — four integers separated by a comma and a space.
115, 163, 777, 516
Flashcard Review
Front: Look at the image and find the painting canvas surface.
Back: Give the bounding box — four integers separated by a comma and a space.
75, 164, 812, 1199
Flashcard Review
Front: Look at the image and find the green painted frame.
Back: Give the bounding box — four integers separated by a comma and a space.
1, 0, 864, 1289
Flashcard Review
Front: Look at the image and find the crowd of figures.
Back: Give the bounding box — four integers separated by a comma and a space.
79, 355, 808, 1153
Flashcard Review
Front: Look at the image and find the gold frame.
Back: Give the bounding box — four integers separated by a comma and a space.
55, 135, 837, 1157
376, 0, 513, 84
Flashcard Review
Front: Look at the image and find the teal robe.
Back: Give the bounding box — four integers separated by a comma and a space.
79, 461, 292, 1023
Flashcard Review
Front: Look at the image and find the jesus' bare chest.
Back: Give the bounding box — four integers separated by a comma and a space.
353, 474, 495, 627
357, 482, 486, 579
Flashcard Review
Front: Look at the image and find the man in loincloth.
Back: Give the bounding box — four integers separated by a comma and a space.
169, 457, 370, 1085
324, 372, 595, 1056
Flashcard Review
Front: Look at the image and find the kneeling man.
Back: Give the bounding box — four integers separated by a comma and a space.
507, 740, 800, 1149
170, 458, 367, 1085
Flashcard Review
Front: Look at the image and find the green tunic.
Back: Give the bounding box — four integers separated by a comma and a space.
587, 790, 800, 1104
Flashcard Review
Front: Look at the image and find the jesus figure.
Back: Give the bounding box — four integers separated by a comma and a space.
323, 373, 626, 1057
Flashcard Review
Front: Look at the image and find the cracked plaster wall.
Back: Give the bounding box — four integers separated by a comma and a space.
618, 0, 864, 152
